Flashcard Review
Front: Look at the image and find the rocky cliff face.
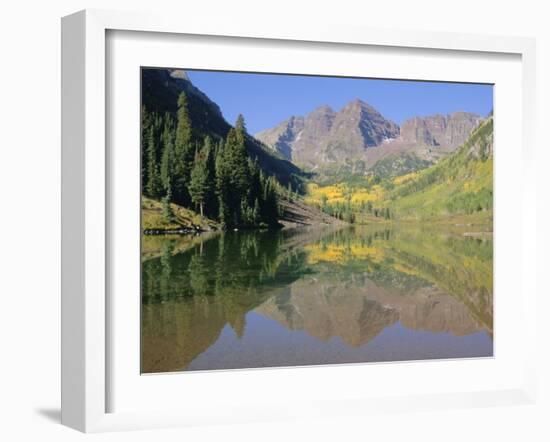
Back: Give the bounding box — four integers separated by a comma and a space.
255, 99, 399, 168
256, 100, 482, 174
328, 99, 399, 148
400, 112, 483, 149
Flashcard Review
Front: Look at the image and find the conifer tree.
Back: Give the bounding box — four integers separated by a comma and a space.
203, 137, 217, 217
217, 116, 252, 227
225, 126, 250, 194
141, 106, 151, 188
261, 176, 279, 226
253, 198, 261, 225
189, 138, 214, 217
235, 114, 246, 136
173, 92, 195, 205
161, 191, 175, 223
215, 140, 231, 228
160, 114, 175, 196
145, 125, 162, 198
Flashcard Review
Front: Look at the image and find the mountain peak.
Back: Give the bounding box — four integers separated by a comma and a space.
169, 69, 190, 81
308, 105, 335, 117
256, 98, 399, 166
346, 98, 377, 111
256, 98, 483, 172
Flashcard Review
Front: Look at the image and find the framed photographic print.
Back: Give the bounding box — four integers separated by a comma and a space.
61, 9, 538, 433
139, 67, 494, 374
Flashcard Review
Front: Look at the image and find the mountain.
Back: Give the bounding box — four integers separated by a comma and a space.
256, 99, 482, 178
255, 99, 399, 168
386, 117, 493, 221
256, 276, 485, 347
400, 112, 483, 148
141, 68, 306, 189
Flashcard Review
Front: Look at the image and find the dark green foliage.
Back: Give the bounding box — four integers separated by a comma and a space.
160, 114, 176, 195
173, 92, 196, 205
319, 201, 357, 224
189, 137, 215, 217
161, 193, 175, 223
145, 122, 163, 198
215, 117, 280, 228
142, 107, 163, 199
369, 153, 433, 179
141, 68, 306, 191
142, 105, 281, 229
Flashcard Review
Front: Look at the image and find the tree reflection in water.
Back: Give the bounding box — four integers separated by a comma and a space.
141, 226, 493, 373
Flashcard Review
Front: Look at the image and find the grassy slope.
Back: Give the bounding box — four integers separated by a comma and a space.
303, 118, 493, 225
387, 118, 493, 223
141, 197, 220, 231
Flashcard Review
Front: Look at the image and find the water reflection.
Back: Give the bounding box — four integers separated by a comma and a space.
141, 226, 493, 373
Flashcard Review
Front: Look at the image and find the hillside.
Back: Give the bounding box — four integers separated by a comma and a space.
302, 117, 493, 225
141, 197, 220, 232
143, 194, 343, 232
141, 68, 491, 229
386, 117, 493, 222
142, 68, 306, 190
255, 99, 482, 179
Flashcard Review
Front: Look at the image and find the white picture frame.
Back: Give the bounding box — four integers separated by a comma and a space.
61, 9, 538, 433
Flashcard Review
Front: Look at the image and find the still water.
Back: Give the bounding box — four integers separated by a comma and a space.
141, 226, 493, 373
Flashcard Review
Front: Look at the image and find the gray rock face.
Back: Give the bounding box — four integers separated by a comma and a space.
256, 115, 305, 161
256, 101, 482, 172
328, 99, 399, 149
292, 105, 336, 165
400, 112, 483, 149
256, 99, 399, 168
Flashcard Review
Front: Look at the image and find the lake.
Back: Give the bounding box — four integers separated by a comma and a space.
141, 225, 493, 373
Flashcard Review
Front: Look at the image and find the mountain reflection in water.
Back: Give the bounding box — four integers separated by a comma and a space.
141, 226, 493, 373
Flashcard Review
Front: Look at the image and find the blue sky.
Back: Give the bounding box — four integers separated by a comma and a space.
187, 70, 493, 135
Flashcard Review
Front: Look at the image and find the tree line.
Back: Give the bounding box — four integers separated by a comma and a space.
142, 92, 280, 229
318, 194, 392, 223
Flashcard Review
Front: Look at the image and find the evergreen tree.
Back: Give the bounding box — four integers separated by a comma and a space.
248, 158, 261, 192
141, 106, 151, 188
217, 116, 252, 227
235, 113, 246, 135
253, 198, 260, 225
203, 137, 217, 217
225, 126, 250, 194
160, 114, 175, 196
145, 124, 162, 198
189, 138, 215, 217
215, 140, 231, 228
161, 192, 175, 223
173, 92, 195, 205
261, 176, 279, 226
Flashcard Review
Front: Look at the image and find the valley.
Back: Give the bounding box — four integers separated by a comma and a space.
139, 69, 494, 372
141, 67, 492, 232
